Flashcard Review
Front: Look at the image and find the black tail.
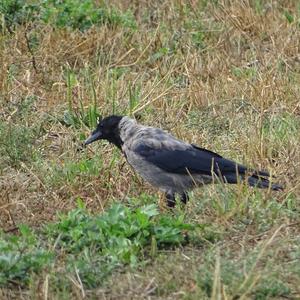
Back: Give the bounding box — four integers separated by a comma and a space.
222, 168, 283, 191
247, 174, 283, 191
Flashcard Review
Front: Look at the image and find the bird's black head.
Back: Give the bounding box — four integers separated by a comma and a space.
84, 115, 124, 149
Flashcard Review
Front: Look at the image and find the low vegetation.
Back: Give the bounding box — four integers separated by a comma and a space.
0, 0, 299, 299
1, 202, 198, 288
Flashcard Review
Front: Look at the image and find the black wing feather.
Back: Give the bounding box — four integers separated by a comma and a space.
191, 144, 223, 158
134, 143, 251, 178
131, 137, 282, 190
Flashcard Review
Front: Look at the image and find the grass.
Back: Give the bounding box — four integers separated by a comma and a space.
0, 202, 197, 289
0, 0, 300, 299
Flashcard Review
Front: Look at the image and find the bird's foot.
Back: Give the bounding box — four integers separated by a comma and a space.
180, 192, 189, 204
165, 192, 176, 208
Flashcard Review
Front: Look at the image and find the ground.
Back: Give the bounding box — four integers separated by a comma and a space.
0, 0, 300, 299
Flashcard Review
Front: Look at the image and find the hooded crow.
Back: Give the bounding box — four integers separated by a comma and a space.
85, 115, 283, 207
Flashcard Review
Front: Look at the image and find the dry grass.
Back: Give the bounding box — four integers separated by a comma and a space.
0, 0, 300, 299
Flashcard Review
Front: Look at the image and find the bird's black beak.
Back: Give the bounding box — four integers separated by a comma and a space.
84, 130, 102, 146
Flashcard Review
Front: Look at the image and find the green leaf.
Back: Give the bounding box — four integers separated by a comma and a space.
140, 204, 159, 217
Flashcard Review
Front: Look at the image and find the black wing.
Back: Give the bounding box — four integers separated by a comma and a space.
130, 133, 283, 190
133, 142, 269, 180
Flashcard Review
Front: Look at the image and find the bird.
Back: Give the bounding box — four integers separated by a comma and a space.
84, 115, 283, 207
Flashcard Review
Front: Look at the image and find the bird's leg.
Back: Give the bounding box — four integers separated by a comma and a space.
165, 192, 176, 207
180, 192, 189, 204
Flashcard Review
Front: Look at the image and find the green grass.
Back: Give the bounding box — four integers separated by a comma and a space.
0, 0, 300, 298
0, 202, 197, 289
0, 122, 39, 169
0, 0, 136, 31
